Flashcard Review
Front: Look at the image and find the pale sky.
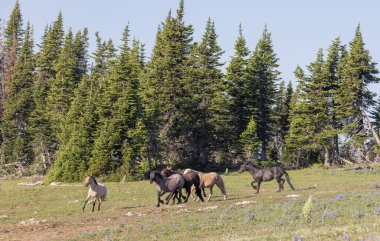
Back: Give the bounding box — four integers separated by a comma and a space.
1, 0, 379, 94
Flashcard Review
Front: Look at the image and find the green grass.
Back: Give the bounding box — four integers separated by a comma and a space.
1, 168, 380, 240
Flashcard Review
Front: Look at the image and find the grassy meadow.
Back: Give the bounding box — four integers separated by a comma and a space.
1, 167, 380, 241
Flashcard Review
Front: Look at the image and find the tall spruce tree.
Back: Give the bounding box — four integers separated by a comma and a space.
246, 26, 280, 162
90, 27, 146, 178
335, 25, 379, 162
189, 18, 228, 166
225, 24, 250, 154
323, 38, 342, 162
46, 28, 77, 139
1, 22, 34, 165
46, 75, 97, 182
142, 0, 194, 166
270, 80, 293, 162
1, 0, 23, 128
30, 12, 64, 170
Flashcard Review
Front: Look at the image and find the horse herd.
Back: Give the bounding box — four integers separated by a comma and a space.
82, 162, 295, 211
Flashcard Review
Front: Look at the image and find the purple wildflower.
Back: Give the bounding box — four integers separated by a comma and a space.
375, 207, 380, 214
322, 209, 337, 221
344, 234, 350, 241
335, 194, 346, 200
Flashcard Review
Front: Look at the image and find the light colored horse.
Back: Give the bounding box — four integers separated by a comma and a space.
184, 169, 227, 201
82, 175, 107, 212
150, 171, 185, 207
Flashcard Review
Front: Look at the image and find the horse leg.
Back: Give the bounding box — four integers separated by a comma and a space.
280, 178, 285, 190
276, 179, 283, 192
157, 193, 165, 207
92, 199, 96, 212
97, 199, 102, 211
165, 191, 175, 205
82, 196, 91, 212
206, 186, 213, 202
178, 188, 185, 204
251, 180, 257, 190
195, 187, 204, 202
255, 181, 261, 194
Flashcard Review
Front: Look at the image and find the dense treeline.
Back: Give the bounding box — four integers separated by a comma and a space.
0, 1, 379, 181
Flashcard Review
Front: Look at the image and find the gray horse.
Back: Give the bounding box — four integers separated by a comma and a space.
238, 163, 295, 194
149, 171, 185, 207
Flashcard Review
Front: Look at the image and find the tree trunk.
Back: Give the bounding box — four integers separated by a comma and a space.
324, 146, 331, 167
261, 142, 267, 161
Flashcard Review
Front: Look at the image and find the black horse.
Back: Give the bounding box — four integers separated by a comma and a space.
161, 167, 204, 202
238, 162, 295, 194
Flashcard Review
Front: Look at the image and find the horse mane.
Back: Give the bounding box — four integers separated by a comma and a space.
153, 171, 163, 179
91, 176, 98, 185
245, 162, 261, 169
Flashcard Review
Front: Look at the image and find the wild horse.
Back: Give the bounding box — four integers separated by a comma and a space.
149, 171, 185, 207
161, 167, 204, 202
238, 162, 295, 194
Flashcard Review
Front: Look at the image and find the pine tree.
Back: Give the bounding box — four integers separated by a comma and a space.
335, 25, 379, 162
46, 75, 98, 182
1, 0, 23, 121
240, 116, 260, 161
73, 28, 89, 84
283, 66, 315, 167
90, 27, 146, 178
46, 28, 77, 138
188, 18, 228, 166
246, 26, 280, 162
142, 0, 194, 166
1, 22, 34, 165
323, 38, 342, 162
270, 80, 293, 162
29, 12, 64, 171
3, 0, 23, 53
225, 24, 250, 153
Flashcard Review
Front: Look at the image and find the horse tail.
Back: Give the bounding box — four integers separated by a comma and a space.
193, 175, 204, 202
283, 170, 295, 190
216, 175, 227, 198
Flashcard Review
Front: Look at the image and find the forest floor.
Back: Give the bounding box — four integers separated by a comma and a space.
1, 167, 380, 241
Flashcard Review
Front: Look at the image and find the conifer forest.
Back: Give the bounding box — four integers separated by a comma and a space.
1, 0, 379, 182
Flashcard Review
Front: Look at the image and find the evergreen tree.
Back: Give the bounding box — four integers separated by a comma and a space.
1, 22, 34, 165
90, 27, 146, 178
142, 0, 194, 166
323, 38, 342, 162
46, 75, 98, 182
270, 80, 293, 162
189, 18, 228, 166
246, 26, 280, 161
73, 28, 89, 84
29, 12, 64, 170
240, 116, 260, 161
3, 0, 23, 53
335, 25, 379, 162
1, 0, 23, 120
225, 24, 250, 153
46, 28, 77, 138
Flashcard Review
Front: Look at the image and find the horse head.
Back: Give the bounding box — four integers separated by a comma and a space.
84, 175, 98, 187
238, 164, 248, 174
161, 167, 177, 177
149, 171, 163, 184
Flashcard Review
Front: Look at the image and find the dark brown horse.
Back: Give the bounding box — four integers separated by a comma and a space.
161, 167, 204, 203
149, 171, 185, 207
238, 162, 295, 194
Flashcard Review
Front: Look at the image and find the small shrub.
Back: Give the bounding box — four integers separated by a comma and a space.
303, 195, 313, 222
